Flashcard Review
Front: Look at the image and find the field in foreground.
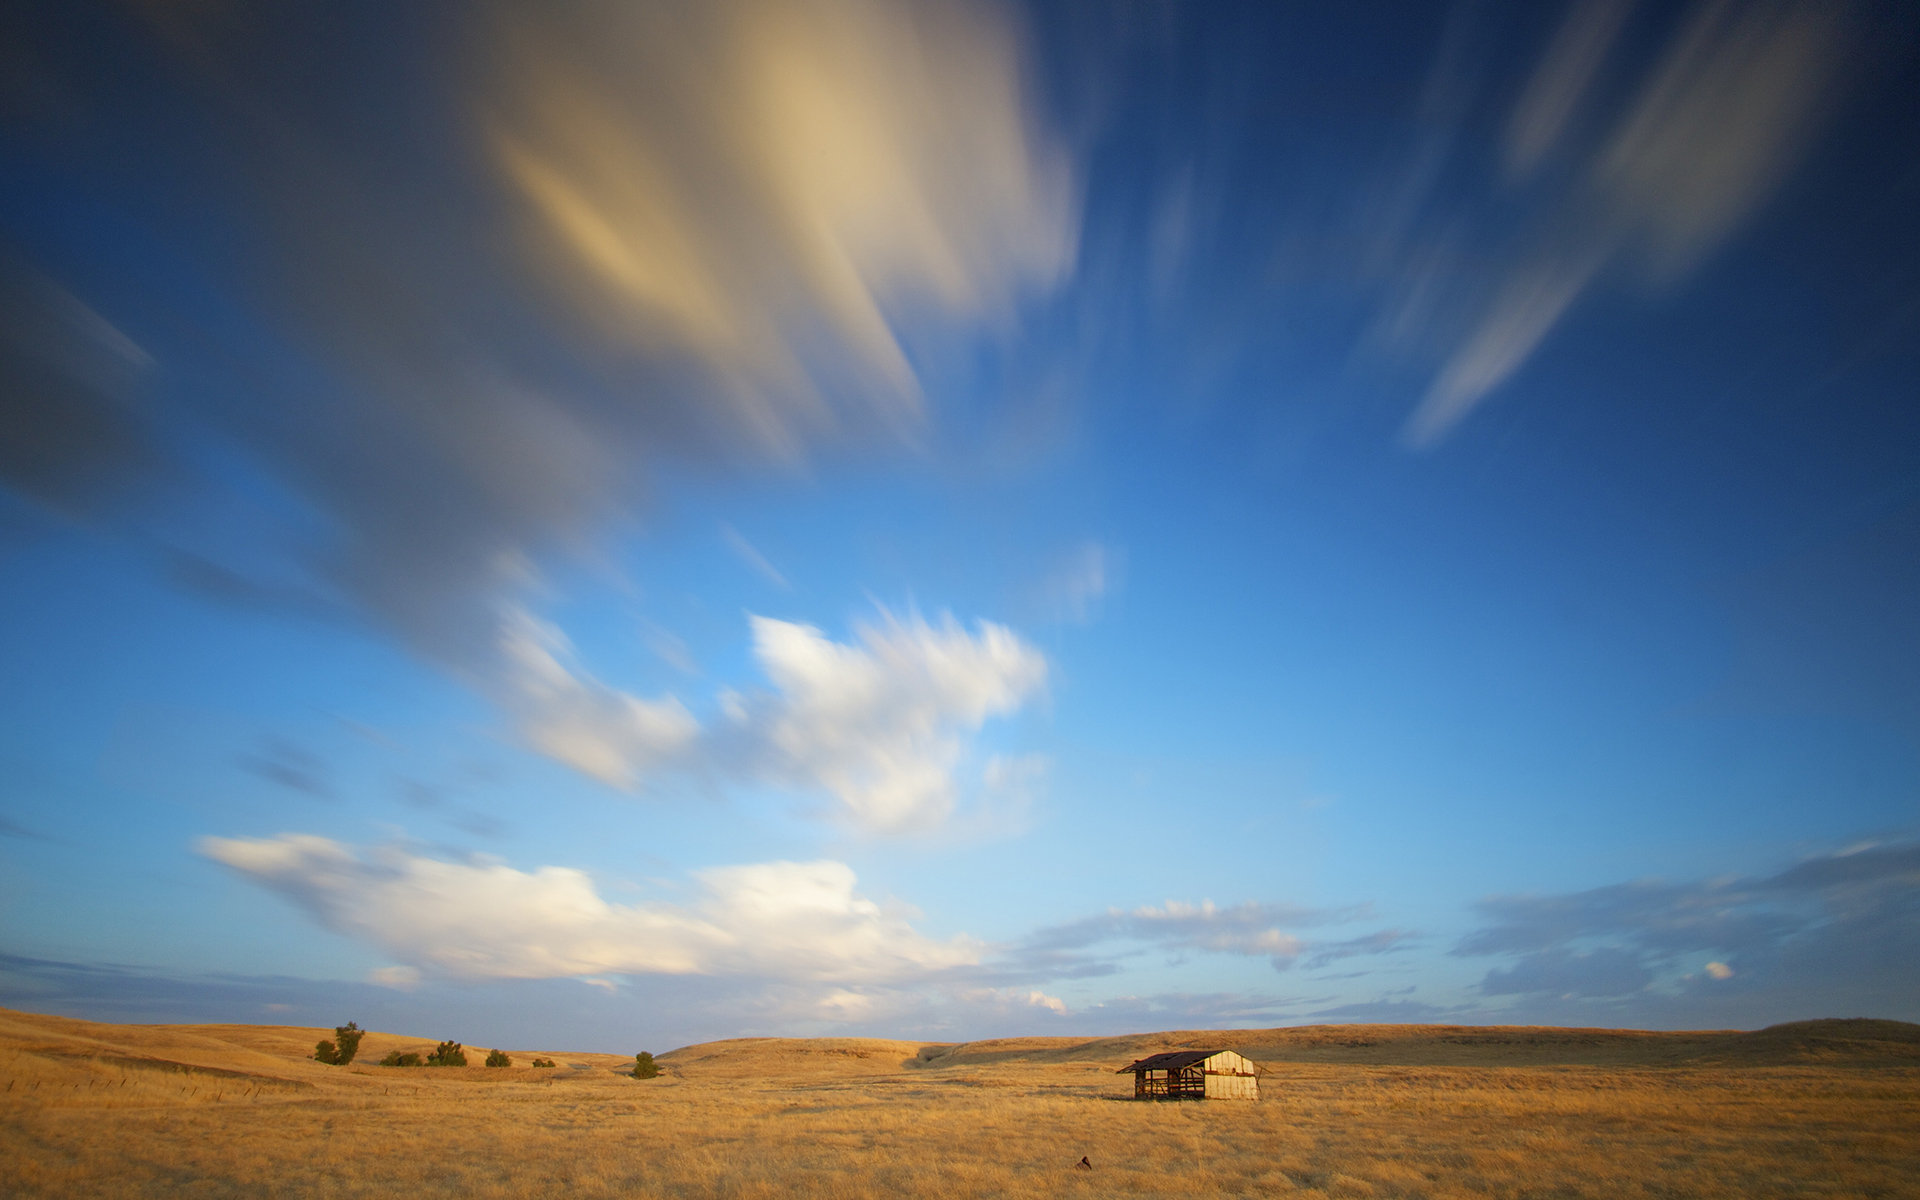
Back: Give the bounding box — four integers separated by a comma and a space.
3, 1008, 1918, 1198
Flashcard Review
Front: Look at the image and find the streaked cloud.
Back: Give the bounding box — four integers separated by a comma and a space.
0, 254, 157, 515
1401, 0, 1847, 445
486, 0, 1074, 444
720, 522, 792, 591
1503, 0, 1633, 180
200, 835, 981, 985
0, 0, 1073, 788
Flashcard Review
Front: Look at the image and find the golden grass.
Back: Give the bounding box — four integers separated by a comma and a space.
3, 1007, 1916, 1198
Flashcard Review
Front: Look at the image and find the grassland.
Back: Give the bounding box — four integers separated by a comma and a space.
3, 1006, 1917, 1197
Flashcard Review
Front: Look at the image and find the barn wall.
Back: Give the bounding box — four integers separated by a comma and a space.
1203, 1071, 1258, 1099
1202, 1051, 1259, 1099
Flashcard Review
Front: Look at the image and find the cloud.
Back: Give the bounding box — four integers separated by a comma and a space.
0, 0, 1072, 765
368, 965, 421, 991
1503, 0, 1633, 180
0, 253, 159, 515
199, 834, 980, 986
1480, 946, 1654, 998
724, 611, 1048, 830
238, 739, 333, 799
495, 606, 699, 788
485, 0, 1075, 433
485, 606, 1047, 830
959, 986, 1070, 1016
1034, 541, 1115, 624
1397, 0, 1847, 445
1455, 841, 1920, 1013
720, 523, 791, 590
1024, 899, 1406, 973
0, 816, 51, 841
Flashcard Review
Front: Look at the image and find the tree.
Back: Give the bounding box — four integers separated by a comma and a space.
631, 1051, 659, 1079
427, 1040, 468, 1067
379, 1050, 423, 1067
313, 1020, 364, 1065
485, 1048, 512, 1068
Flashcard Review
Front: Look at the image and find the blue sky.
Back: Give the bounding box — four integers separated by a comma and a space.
2, 0, 1917, 1052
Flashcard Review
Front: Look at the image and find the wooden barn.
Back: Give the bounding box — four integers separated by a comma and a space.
1117, 1049, 1260, 1099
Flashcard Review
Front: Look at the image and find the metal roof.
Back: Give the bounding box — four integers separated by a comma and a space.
1116, 1050, 1221, 1074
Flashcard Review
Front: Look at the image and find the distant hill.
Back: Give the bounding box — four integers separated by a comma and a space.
4, 1006, 1916, 1090
664, 1019, 1920, 1076
0, 1006, 631, 1090
900, 1019, 1920, 1071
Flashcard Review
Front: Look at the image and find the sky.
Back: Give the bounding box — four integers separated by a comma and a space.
1, 0, 1917, 1054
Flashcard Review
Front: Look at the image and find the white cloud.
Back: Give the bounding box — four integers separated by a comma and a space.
200, 834, 979, 984
368, 965, 421, 990
730, 611, 1048, 831
1704, 960, 1734, 980
496, 606, 698, 788
494, 606, 1047, 832
956, 986, 1070, 1017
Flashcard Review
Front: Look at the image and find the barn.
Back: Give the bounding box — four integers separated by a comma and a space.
1117, 1049, 1260, 1099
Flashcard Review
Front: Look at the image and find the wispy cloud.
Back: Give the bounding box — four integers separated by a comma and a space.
1033, 541, 1115, 624
1454, 841, 1920, 1009
720, 523, 792, 591
237, 739, 334, 800
1398, 0, 1848, 445
1023, 899, 1409, 974
200, 835, 981, 985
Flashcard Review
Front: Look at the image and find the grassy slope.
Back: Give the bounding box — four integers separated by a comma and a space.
6, 1006, 1919, 1088
6, 1007, 1919, 1198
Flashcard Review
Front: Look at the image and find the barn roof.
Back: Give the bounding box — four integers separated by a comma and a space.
1116, 1050, 1221, 1074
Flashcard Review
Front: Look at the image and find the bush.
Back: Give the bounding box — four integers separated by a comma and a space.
379, 1050, 423, 1067
427, 1040, 468, 1067
313, 1021, 364, 1065
485, 1048, 511, 1068
632, 1051, 659, 1079
530, 1057, 557, 1068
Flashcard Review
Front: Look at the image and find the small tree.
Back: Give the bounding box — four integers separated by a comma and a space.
631, 1051, 659, 1079
427, 1040, 468, 1067
380, 1050, 423, 1067
530, 1057, 557, 1068
485, 1048, 512, 1068
313, 1020, 364, 1065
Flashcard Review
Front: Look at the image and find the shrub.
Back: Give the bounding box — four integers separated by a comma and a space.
313, 1021, 364, 1065
427, 1040, 468, 1067
530, 1057, 557, 1068
380, 1050, 423, 1067
632, 1051, 659, 1079
485, 1049, 512, 1068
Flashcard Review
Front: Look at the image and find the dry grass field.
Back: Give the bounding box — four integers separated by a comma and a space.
3, 1006, 1917, 1198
